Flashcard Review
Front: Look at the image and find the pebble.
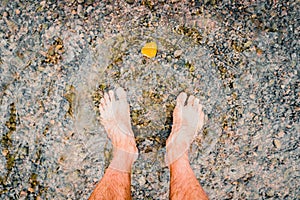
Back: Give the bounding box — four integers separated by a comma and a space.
71, 9, 77, 15
20, 191, 27, 196
15, 9, 21, 15
40, 1, 46, 7
249, 94, 256, 100
125, 0, 135, 4
273, 139, 281, 149
277, 131, 285, 138
86, 6, 93, 13
77, 4, 83, 15
266, 189, 275, 197
3, 11, 8, 17
174, 49, 183, 58
166, 55, 172, 61
138, 175, 146, 186
86, 0, 94, 5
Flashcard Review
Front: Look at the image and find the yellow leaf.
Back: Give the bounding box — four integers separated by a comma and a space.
141, 41, 157, 58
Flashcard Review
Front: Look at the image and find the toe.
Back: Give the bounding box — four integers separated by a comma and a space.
187, 95, 195, 106
100, 97, 106, 106
198, 104, 203, 113
176, 92, 187, 107
108, 90, 115, 102
116, 87, 127, 100
99, 104, 104, 113
104, 92, 110, 103
193, 98, 199, 108
198, 104, 205, 128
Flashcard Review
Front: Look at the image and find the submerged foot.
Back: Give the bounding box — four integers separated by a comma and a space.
166, 92, 205, 165
99, 87, 138, 154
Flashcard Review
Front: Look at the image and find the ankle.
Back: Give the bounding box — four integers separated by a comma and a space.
169, 152, 189, 170
165, 137, 190, 166
109, 148, 138, 172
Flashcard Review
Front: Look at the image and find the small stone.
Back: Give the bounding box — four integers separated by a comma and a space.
249, 94, 256, 100
125, 0, 135, 4
15, 9, 21, 15
52, 12, 59, 19
277, 131, 285, 138
273, 139, 281, 149
48, 48, 55, 56
174, 49, 183, 58
28, 187, 35, 193
55, 44, 63, 51
256, 48, 263, 56
138, 175, 146, 185
3, 11, 8, 17
78, 0, 85, 3
266, 189, 275, 197
2, 149, 8, 156
77, 4, 83, 15
86, 6, 93, 13
167, 55, 172, 61
40, 1, 46, 7
86, 0, 94, 5
20, 191, 27, 196
244, 41, 252, 48
71, 9, 77, 15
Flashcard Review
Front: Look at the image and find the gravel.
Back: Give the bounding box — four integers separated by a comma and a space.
0, 0, 299, 199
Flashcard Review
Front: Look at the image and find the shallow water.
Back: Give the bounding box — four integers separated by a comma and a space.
1, 1, 299, 199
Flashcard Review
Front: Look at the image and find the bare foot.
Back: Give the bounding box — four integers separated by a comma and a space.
166, 92, 205, 166
99, 87, 138, 172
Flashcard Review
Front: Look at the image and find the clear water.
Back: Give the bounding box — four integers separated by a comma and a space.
0, 1, 299, 199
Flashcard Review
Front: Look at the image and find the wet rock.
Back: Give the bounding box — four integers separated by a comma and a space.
249, 94, 256, 100
125, 0, 135, 4
15, 9, 21, 15
3, 11, 8, 17
77, 4, 83, 16
266, 188, 275, 197
0, 0, 298, 199
273, 139, 281, 149
138, 175, 146, 186
174, 49, 183, 58
277, 131, 285, 138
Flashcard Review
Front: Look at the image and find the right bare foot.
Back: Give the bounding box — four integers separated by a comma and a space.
166, 92, 205, 166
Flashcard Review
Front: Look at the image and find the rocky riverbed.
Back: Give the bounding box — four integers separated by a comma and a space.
0, 0, 299, 199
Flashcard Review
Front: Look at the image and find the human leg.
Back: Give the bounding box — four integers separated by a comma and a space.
89, 87, 138, 200
166, 93, 208, 200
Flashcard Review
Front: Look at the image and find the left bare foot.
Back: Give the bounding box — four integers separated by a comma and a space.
99, 87, 138, 154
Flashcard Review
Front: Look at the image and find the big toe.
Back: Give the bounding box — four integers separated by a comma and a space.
116, 87, 127, 101
176, 92, 187, 107
187, 95, 196, 106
